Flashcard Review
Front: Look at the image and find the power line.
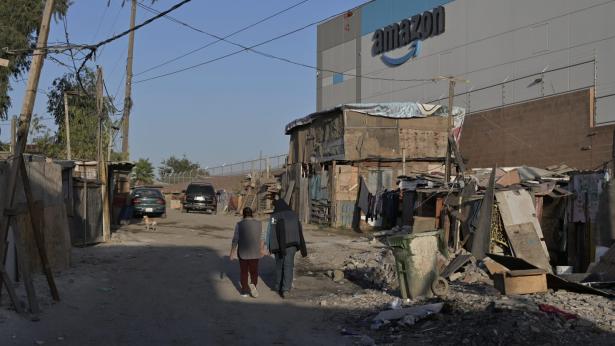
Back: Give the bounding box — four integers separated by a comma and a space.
134, 3, 434, 85
134, 0, 310, 77
135, 3, 436, 85
76, 0, 194, 79
103, 79, 123, 114
90, 2, 110, 43
98, 4, 126, 58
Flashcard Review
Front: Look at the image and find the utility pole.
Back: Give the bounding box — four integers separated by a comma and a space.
63, 92, 71, 159
10, 115, 16, 153
96, 66, 111, 242
121, 0, 137, 159
0, 0, 60, 308
437, 75, 468, 184
107, 125, 113, 162
96, 67, 104, 165
444, 78, 456, 184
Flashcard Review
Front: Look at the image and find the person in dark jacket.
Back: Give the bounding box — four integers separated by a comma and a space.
230, 207, 264, 298
267, 199, 307, 298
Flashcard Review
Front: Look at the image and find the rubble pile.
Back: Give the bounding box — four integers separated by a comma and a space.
317, 289, 395, 310
446, 257, 492, 285
331, 283, 615, 345
342, 248, 398, 291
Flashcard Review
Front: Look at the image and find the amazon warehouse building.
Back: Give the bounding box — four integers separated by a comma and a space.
316, 0, 615, 170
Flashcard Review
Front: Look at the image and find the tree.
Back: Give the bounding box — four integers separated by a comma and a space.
45, 68, 116, 160
159, 155, 201, 176
132, 158, 154, 185
28, 114, 62, 157
0, 0, 69, 119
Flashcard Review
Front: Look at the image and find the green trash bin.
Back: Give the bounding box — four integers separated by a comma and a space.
387, 231, 441, 300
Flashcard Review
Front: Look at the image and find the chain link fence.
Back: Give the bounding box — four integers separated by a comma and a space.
159, 154, 287, 184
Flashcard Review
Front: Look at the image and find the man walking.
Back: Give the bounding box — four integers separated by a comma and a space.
267, 200, 307, 298
230, 207, 264, 298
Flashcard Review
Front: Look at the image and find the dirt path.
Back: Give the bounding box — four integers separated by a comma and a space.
0, 210, 361, 346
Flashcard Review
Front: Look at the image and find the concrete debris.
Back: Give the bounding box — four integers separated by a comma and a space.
343, 248, 398, 290
441, 256, 492, 285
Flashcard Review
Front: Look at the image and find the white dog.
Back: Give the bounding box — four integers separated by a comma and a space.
143, 216, 157, 231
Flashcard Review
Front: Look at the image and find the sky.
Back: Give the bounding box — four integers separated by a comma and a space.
3, 0, 366, 169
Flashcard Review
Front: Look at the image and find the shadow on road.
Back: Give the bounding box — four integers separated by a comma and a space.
0, 239, 613, 346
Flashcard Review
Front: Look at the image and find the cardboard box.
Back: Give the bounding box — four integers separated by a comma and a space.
493, 269, 548, 295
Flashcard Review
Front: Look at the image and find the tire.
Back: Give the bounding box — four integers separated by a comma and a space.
431, 276, 449, 297
160, 213, 167, 219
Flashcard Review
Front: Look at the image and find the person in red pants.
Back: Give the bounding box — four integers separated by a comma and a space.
230, 207, 264, 297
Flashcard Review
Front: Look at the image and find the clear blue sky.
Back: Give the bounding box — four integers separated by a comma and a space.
4, 0, 366, 168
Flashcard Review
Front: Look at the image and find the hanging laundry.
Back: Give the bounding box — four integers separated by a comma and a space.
569, 173, 604, 223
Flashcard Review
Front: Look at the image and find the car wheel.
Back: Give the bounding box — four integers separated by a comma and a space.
160, 213, 167, 219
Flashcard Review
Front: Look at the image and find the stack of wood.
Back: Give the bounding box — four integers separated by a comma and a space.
258, 178, 280, 214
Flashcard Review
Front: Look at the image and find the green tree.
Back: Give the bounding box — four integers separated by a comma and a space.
132, 158, 155, 185
0, 0, 69, 119
46, 68, 116, 160
28, 114, 62, 157
159, 155, 201, 176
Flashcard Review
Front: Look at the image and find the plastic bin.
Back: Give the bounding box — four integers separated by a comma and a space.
387, 231, 441, 299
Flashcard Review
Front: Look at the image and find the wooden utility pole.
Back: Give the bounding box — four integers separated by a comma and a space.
10, 115, 16, 153
121, 0, 137, 158
63, 92, 71, 159
444, 79, 456, 184
96, 67, 111, 242
0, 0, 60, 311
96, 67, 104, 165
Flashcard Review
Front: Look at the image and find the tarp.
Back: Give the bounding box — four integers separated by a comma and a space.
285, 102, 466, 134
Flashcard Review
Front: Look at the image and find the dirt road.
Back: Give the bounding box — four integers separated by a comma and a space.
0, 210, 361, 346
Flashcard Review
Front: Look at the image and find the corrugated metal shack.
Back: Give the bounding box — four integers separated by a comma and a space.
283, 102, 464, 229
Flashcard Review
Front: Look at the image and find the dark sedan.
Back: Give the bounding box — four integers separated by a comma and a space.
130, 188, 166, 218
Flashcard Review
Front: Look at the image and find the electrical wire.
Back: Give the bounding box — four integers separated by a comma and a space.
134, 3, 435, 84
75, 0, 193, 79
134, 0, 310, 76
98, 4, 125, 58
103, 79, 123, 114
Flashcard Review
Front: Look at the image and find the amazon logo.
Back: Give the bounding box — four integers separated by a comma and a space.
372, 6, 445, 66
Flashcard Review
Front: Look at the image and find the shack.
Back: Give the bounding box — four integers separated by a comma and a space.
0, 155, 73, 281
69, 160, 134, 245
284, 102, 464, 228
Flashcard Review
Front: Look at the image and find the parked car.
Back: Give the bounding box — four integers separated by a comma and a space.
183, 182, 217, 214
130, 188, 166, 218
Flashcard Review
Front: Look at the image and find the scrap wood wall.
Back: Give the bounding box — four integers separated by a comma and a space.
343, 111, 449, 161
460, 88, 615, 170
287, 111, 450, 165
0, 160, 72, 279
